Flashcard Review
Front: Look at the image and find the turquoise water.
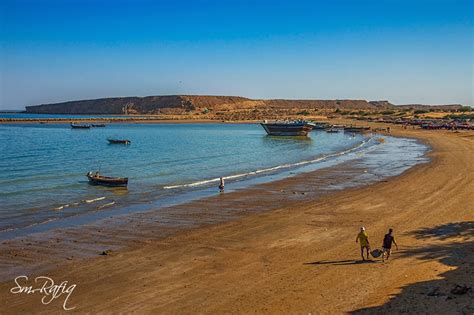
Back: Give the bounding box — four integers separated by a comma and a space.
0, 123, 374, 232
0, 113, 139, 119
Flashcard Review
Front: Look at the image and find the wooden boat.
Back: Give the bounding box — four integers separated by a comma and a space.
86, 171, 128, 187
331, 124, 346, 129
71, 123, 91, 129
107, 138, 131, 144
312, 122, 331, 130
92, 123, 107, 127
260, 120, 316, 136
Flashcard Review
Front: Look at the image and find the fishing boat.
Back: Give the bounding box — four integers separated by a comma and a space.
92, 123, 107, 127
312, 122, 331, 130
107, 138, 131, 144
86, 171, 128, 187
71, 123, 91, 129
260, 120, 316, 136
324, 128, 340, 133
331, 124, 346, 129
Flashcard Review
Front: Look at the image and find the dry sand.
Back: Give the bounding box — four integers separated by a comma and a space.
1, 123, 473, 314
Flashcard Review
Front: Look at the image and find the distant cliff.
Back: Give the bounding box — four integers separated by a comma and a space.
25, 95, 463, 115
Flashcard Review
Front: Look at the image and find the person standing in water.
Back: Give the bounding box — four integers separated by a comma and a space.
356, 227, 370, 261
381, 228, 398, 262
219, 177, 225, 192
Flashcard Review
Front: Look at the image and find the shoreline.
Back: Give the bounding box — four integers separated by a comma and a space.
0, 132, 426, 239
1, 122, 473, 313
0, 132, 427, 280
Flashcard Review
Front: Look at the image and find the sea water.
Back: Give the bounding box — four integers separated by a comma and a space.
0, 123, 427, 235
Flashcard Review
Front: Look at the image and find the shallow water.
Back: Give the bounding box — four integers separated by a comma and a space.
0, 113, 139, 119
0, 123, 379, 232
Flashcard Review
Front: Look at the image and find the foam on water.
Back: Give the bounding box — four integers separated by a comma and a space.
164, 136, 373, 189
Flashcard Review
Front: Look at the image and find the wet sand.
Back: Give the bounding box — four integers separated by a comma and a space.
1, 123, 473, 314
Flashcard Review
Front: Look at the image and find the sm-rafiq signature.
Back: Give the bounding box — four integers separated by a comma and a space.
10, 275, 76, 311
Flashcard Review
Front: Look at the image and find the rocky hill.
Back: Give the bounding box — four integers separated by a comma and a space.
24, 95, 463, 115
24, 95, 392, 114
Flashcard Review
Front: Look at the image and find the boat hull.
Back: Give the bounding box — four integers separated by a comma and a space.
87, 174, 128, 187
260, 123, 315, 136
71, 124, 91, 129
107, 139, 131, 144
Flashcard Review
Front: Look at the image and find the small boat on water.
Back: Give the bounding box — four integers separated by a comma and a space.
325, 128, 340, 133
260, 120, 316, 136
92, 123, 107, 127
71, 123, 91, 129
107, 138, 131, 144
86, 171, 128, 187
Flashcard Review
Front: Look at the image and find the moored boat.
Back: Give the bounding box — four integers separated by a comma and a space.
260, 120, 316, 136
92, 123, 107, 127
86, 171, 128, 187
325, 128, 340, 133
107, 138, 131, 144
331, 124, 346, 129
71, 123, 91, 129
312, 122, 331, 130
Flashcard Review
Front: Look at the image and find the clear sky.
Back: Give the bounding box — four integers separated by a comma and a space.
1, 0, 472, 109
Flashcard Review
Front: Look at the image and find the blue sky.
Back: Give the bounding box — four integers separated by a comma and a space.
1, 0, 472, 109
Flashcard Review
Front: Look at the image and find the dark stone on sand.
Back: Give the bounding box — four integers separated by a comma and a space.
451, 285, 472, 295
427, 287, 445, 297
101, 249, 113, 256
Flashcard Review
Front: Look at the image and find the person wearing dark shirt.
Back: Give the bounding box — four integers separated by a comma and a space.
219, 177, 225, 193
382, 228, 398, 262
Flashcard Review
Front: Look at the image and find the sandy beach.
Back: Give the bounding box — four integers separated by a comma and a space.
1, 122, 473, 314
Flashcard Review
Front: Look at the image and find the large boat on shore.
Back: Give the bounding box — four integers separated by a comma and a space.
260, 120, 316, 136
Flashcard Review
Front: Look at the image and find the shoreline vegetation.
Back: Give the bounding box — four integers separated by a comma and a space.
0, 119, 473, 313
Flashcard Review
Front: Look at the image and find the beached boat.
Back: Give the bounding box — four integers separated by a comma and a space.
71, 123, 91, 129
86, 171, 128, 187
312, 122, 331, 130
260, 120, 316, 136
107, 138, 131, 144
92, 123, 107, 127
331, 124, 346, 129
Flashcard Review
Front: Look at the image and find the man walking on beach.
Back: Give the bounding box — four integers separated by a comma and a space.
356, 227, 370, 261
382, 228, 398, 262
